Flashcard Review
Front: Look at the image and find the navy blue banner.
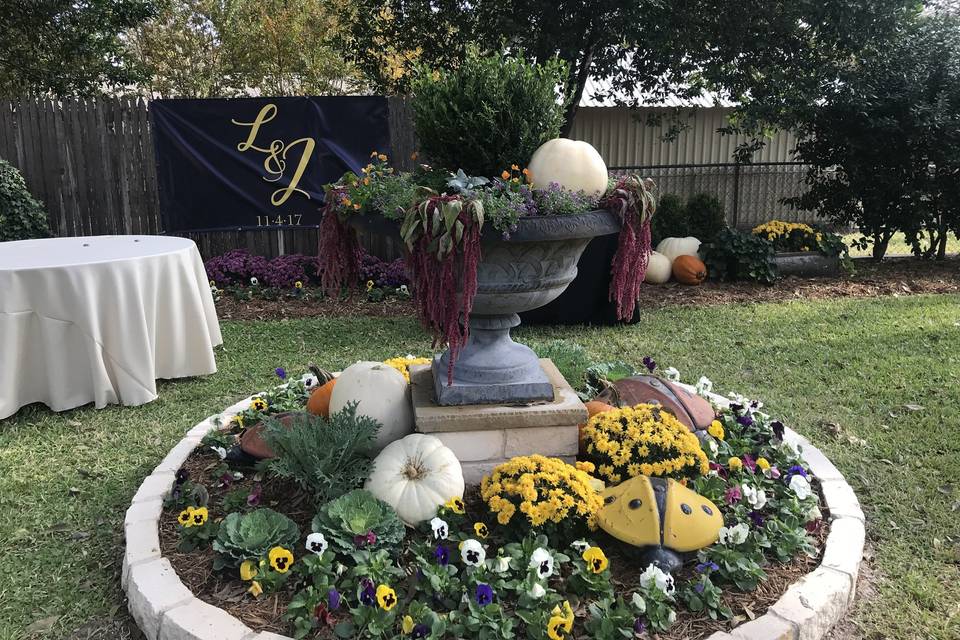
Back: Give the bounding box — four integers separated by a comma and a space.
151, 96, 390, 232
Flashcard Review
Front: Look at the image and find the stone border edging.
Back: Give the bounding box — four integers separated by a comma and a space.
123, 381, 864, 640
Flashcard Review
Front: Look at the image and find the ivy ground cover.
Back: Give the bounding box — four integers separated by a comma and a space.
0, 294, 957, 639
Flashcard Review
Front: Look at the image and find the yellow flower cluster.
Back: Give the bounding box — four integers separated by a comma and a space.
581, 404, 710, 484
752, 220, 823, 250
383, 355, 432, 382
480, 455, 604, 530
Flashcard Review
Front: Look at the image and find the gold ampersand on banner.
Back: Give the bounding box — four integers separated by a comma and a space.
231, 104, 317, 206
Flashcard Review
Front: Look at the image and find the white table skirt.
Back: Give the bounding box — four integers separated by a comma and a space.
0, 235, 223, 420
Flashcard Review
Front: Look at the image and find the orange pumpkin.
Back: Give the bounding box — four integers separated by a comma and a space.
672, 255, 708, 285
579, 400, 616, 455
306, 378, 337, 417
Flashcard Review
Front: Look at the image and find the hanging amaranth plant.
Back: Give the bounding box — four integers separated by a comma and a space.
399, 192, 484, 383
601, 175, 658, 321
317, 186, 361, 295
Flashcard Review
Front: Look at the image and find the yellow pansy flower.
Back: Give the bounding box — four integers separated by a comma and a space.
248, 580, 263, 597
250, 397, 268, 412
402, 615, 415, 634
190, 507, 208, 526
474, 522, 489, 538
177, 507, 194, 527
728, 456, 743, 471
239, 559, 258, 581
268, 546, 293, 573
583, 546, 609, 573
708, 420, 725, 440
756, 457, 771, 471
376, 584, 397, 610
444, 496, 465, 514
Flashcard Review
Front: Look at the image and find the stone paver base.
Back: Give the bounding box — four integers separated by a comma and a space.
125, 376, 865, 640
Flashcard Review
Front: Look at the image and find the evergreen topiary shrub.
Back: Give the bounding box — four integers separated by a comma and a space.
0, 159, 50, 242
684, 193, 727, 241
409, 49, 568, 178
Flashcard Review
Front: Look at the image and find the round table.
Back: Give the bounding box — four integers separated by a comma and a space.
0, 235, 223, 420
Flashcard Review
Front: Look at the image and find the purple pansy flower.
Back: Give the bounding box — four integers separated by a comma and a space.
771, 420, 786, 441
354, 530, 376, 548
175, 469, 189, 485
412, 624, 430, 638
742, 454, 757, 473
786, 465, 808, 482
247, 483, 262, 507
696, 561, 719, 573
328, 587, 341, 610
359, 580, 376, 606
634, 619, 646, 633
642, 356, 657, 373
434, 545, 450, 566
275, 367, 286, 380
694, 582, 706, 594
749, 510, 766, 527
724, 485, 742, 505
475, 583, 494, 606
736, 414, 754, 427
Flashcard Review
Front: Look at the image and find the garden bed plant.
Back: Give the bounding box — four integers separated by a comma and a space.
160, 359, 825, 640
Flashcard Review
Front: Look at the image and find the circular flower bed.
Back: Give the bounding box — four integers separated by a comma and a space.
125, 361, 864, 640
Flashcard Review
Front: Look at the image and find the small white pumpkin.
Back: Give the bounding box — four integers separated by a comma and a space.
527, 138, 608, 197
655, 236, 702, 263
329, 361, 413, 451
366, 434, 465, 525
643, 251, 672, 284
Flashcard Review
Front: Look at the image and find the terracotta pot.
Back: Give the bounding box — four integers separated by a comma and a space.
595, 375, 715, 431
239, 411, 311, 459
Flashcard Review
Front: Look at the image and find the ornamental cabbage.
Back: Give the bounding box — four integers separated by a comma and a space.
310, 489, 405, 556
213, 508, 301, 569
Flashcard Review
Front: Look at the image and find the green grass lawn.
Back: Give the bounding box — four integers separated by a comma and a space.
843, 231, 960, 257
2, 295, 959, 639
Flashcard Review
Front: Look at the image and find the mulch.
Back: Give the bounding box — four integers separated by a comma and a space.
214, 257, 959, 322
160, 447, 829, 640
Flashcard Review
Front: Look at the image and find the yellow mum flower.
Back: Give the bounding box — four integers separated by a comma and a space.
240, 559, 258, 581
583, 546, 609, 573
376, 584, 398, 610
728, 456, 743, 471
268, 546, 293, 573
708, 420, 725, 440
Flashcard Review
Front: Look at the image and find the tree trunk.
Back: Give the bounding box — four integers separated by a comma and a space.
936, 213, 948, 260
560, 43, 596, 138
872, 231, 891, 261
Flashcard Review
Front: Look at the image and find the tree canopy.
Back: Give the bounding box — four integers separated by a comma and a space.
0, 0, 156, 96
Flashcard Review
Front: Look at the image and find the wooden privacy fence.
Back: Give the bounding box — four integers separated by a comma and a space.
0, 96, 413, 260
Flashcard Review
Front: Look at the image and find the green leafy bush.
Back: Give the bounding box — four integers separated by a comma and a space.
310, 489, 405, 556
261, 404, 379, 505
650, 193, 686, 244
651, 192, 727, 245
410, 49, 568, 177
701, 228, 778, 283
684, 193, 727, 241
213, 508, 301, 569
0, 159, 50, 242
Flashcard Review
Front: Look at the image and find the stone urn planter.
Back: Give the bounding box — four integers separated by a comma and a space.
773, 251, 840, 277
350, 210, 621, 405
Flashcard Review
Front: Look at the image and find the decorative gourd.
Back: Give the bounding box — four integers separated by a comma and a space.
329, 361, 413, 451
655, 237, 701, 263
579, 400, 615, 455
306, 379, 337, 417
643, 251, 672, 284
672, 255, 708, 285
366, 434, 465, 525
527, 138, 608, 197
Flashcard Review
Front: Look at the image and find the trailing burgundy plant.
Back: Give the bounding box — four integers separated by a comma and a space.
400, 192, 485, 382
601, 175, 658, 321
317, 185, 362, 295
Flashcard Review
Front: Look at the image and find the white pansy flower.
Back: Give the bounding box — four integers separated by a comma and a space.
430, 517, 449, 540
527, 582, 546, 599
718, 523, 750, 546
250, 277, 259, 286
488, 555, 512, 574
742, 483, 768, 510
663, 367, 681, 382
695, 376, 713, 396
211, 446, 227, 460
570, 540, 591, 553
630, 592, 647, 613
460, 539, 485, 567
529, 547, 554, 579
639, 564, 675, 594
305, 532, 328, 557
789, 474, 812, 500
706, 438, 719, 457
667, 610, 677, 624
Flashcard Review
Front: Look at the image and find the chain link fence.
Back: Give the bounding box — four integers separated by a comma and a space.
610, 162, 816, 229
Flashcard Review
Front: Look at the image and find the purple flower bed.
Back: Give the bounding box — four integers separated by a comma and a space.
205, 249, 408, 289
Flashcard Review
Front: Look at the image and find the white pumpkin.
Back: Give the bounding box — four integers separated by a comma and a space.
527, 138, 608, 197
329, 361, 413, 451
655, 236, 702, 263
643, 251, 672, 284
366, 434, 465, 525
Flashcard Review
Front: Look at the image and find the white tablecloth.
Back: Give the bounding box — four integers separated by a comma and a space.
0, 235, 223, 420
